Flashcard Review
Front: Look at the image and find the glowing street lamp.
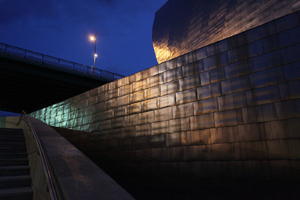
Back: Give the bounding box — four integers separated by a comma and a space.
88, 34, 97, 69
93, 53, 98, 67
89, 35, 96, 42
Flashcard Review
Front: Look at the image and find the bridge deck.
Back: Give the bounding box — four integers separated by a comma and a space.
0, 42, 124, 113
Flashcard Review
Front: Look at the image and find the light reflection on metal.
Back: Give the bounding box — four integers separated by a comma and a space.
153, 42, 181, 64
152, 0, 300, 63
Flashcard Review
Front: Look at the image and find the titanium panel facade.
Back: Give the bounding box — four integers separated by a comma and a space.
153, 0, 300, 63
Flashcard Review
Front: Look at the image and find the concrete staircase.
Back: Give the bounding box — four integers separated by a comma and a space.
0, 128, 32, 200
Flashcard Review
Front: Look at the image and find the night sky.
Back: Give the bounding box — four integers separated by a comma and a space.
0, 0, 166, 115
0, 0, 167, 76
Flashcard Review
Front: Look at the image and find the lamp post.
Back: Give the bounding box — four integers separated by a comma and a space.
88, 34, 98, 70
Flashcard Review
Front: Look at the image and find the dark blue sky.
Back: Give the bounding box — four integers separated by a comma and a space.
0, 0, 166, 76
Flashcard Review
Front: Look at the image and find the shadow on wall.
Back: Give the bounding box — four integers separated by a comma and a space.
53, 127, 300, 200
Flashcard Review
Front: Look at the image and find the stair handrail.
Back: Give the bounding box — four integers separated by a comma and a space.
18, 112, 62, 200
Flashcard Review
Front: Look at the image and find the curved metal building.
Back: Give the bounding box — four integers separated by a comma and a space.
153, 0, 300, 63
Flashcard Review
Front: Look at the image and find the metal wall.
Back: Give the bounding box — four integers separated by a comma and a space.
153, 0, 300, 63
32, 12, 300, 183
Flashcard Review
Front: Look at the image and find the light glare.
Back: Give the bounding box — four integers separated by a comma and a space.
89, 35, 96, 42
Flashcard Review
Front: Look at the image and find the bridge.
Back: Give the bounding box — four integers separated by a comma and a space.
0, 42, 124, 113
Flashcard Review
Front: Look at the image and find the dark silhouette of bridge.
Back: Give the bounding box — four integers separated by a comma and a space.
0, 42, 123, 113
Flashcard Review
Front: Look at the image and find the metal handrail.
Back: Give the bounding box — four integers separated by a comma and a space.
19, 113, 62, 200
0, 42, 124, 81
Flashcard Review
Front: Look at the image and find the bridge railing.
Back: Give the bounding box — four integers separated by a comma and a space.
0, 42, 124, 81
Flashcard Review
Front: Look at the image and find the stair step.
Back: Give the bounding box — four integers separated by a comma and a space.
0, 137, 24, 141
0, 128, 23, 133
0, 148, 26, 152
0, 145, 26, 150
0, 166, 30, 176
0, 129, 32, 199
0, 132, 23, 136
0, 176, 31, 189
0, 151, 27, 155
0, 153, 27, 159
0, 137, 25, 142
0, 135, 25, 139
0, 141, 26, 145
0, 131, 24, 135
0, 159, 28, 166
0, 149, 27, 154
0, 187, 32, 200
0, 133, 24, 137
0, 148, 27, 154
0, 143, 26, 148
0, 140, 25, 146
0, 141, 25, 145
